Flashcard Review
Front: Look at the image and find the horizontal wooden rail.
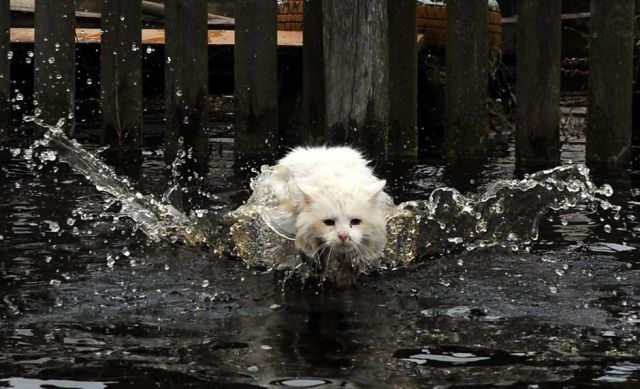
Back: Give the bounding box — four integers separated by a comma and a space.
10, 28, 425, 49
10, 28, 303, 46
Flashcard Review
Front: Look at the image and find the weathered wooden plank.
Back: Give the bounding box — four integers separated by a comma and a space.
34, 0, 76, 134
0, 0, 9, 142
164, 0, 210, 169
302, 0, 325, 144
11, 28, 303, 47
234, 0, 278, 162
516, 0, 561, 168
100, 0, 142, 150
322, 0, 389, 160
587, 0, 635, 166
388, 0, 418, 161
444, 0, 488, 160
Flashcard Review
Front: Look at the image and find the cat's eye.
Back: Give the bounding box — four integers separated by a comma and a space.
350, 219, 362, 226
323, 219, 335, 226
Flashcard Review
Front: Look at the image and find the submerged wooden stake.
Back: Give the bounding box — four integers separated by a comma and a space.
516, 0, 561, 168
164, 0, 209, 168
234, 0, 278, 162
302, 0, 325, 145
587, 0, 635, 166
388, 0, 418, 161
100, 0, 143, 150
322, 0, 389, 160
0, 0, 9, 142
444, 0, 488, 160
34, 0, 76, 135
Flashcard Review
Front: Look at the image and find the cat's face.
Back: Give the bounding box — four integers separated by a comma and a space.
294, 181, 389, 262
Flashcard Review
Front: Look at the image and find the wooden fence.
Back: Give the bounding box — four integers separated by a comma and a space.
0, 0, 637, 169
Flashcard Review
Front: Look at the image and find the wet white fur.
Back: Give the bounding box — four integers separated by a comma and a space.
267, 146, 392, 265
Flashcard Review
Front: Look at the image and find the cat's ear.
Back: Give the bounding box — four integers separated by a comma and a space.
366, 180, 386, 201
297, 183, 315, 205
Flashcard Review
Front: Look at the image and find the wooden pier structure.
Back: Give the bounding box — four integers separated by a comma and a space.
0, 0, 638, 169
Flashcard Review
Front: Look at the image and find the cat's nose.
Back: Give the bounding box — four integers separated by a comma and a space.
337, 232, 350, 242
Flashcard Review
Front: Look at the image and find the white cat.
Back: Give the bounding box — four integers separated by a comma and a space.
264, 146, 393, 284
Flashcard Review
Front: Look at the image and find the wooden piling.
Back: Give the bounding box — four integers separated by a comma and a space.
516, 0, 561, 167
0, 0, 9, 142
100, 0, 143, 150
302, 0, 325, 145
34, 0, 76, 135
444, 0, 488, 160
164, 0, 210, 168
34, 0, 76, 134
388, 0, 418, 161
587, 0, 635, 166
234, 0, 278, 162
322, 0, 389, 160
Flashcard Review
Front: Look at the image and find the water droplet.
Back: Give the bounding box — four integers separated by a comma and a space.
44, 220, 60, 232
45, 256, 52, 263
604, 224, 612, 233
166, 56, 172, 64
48, 57, 55, 64
146, 46, 155, 54
549, 286, 558, 294
247, 365, 259, 373
106, 254, 115, 268
176, 89, 183, 97
50, 279, 61, 286
16, 93, 24, 101
202, 280, 209, 288
7, 51, 13, 60
86, 78, 93, 85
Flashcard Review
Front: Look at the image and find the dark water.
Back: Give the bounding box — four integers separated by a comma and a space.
0, 119, 639, 388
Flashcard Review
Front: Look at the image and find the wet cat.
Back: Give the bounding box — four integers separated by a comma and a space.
266, 146, 393, 286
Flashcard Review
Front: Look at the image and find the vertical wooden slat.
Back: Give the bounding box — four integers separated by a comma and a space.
100, 0, 143, 150
516, 0, 561, 168
322, 0, 389, 161
302, 0, 325, 144
388, 0, 417, 161
164, 0, 209, 169
587, 0, 635, 166
34, 0, 76, 134
0, 0, 9, 142
234, 0, 278, 162
444, 0, 488, 160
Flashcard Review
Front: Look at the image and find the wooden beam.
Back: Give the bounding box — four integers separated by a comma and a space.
11, 28, 303, 47
516, 0, 561, 168
34, 0, 76, 135
445, 0, 488, 160
0, 0, 9, 142
234, 0, 278, 162
302, 0, 325, 145
323, 0, 389, 161
164, 0, 210, 169
100, 0, 143, 151
587, 0, 635, 166
388, 0, 418, 161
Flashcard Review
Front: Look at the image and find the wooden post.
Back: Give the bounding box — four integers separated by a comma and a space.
302, 0, 325, 145
164, 0, 209, 168
234, 0, 278, 162
388, 0, 418, 161
100, 0, 143, 151
587, 0, 635, 166
0, 0, 9, 142
322, 0, 389, 160
516, 0, 561, 168
34, 0, 76, 135
445, 0, 488, 160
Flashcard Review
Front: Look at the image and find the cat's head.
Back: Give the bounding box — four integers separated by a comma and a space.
294, 180, 390, 263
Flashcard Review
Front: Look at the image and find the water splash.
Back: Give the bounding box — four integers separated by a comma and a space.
26, 118, 212, 246
229, 163, 619, 278
26, 119, 620, 282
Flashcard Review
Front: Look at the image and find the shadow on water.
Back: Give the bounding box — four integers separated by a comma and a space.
0, 117, 639, 387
